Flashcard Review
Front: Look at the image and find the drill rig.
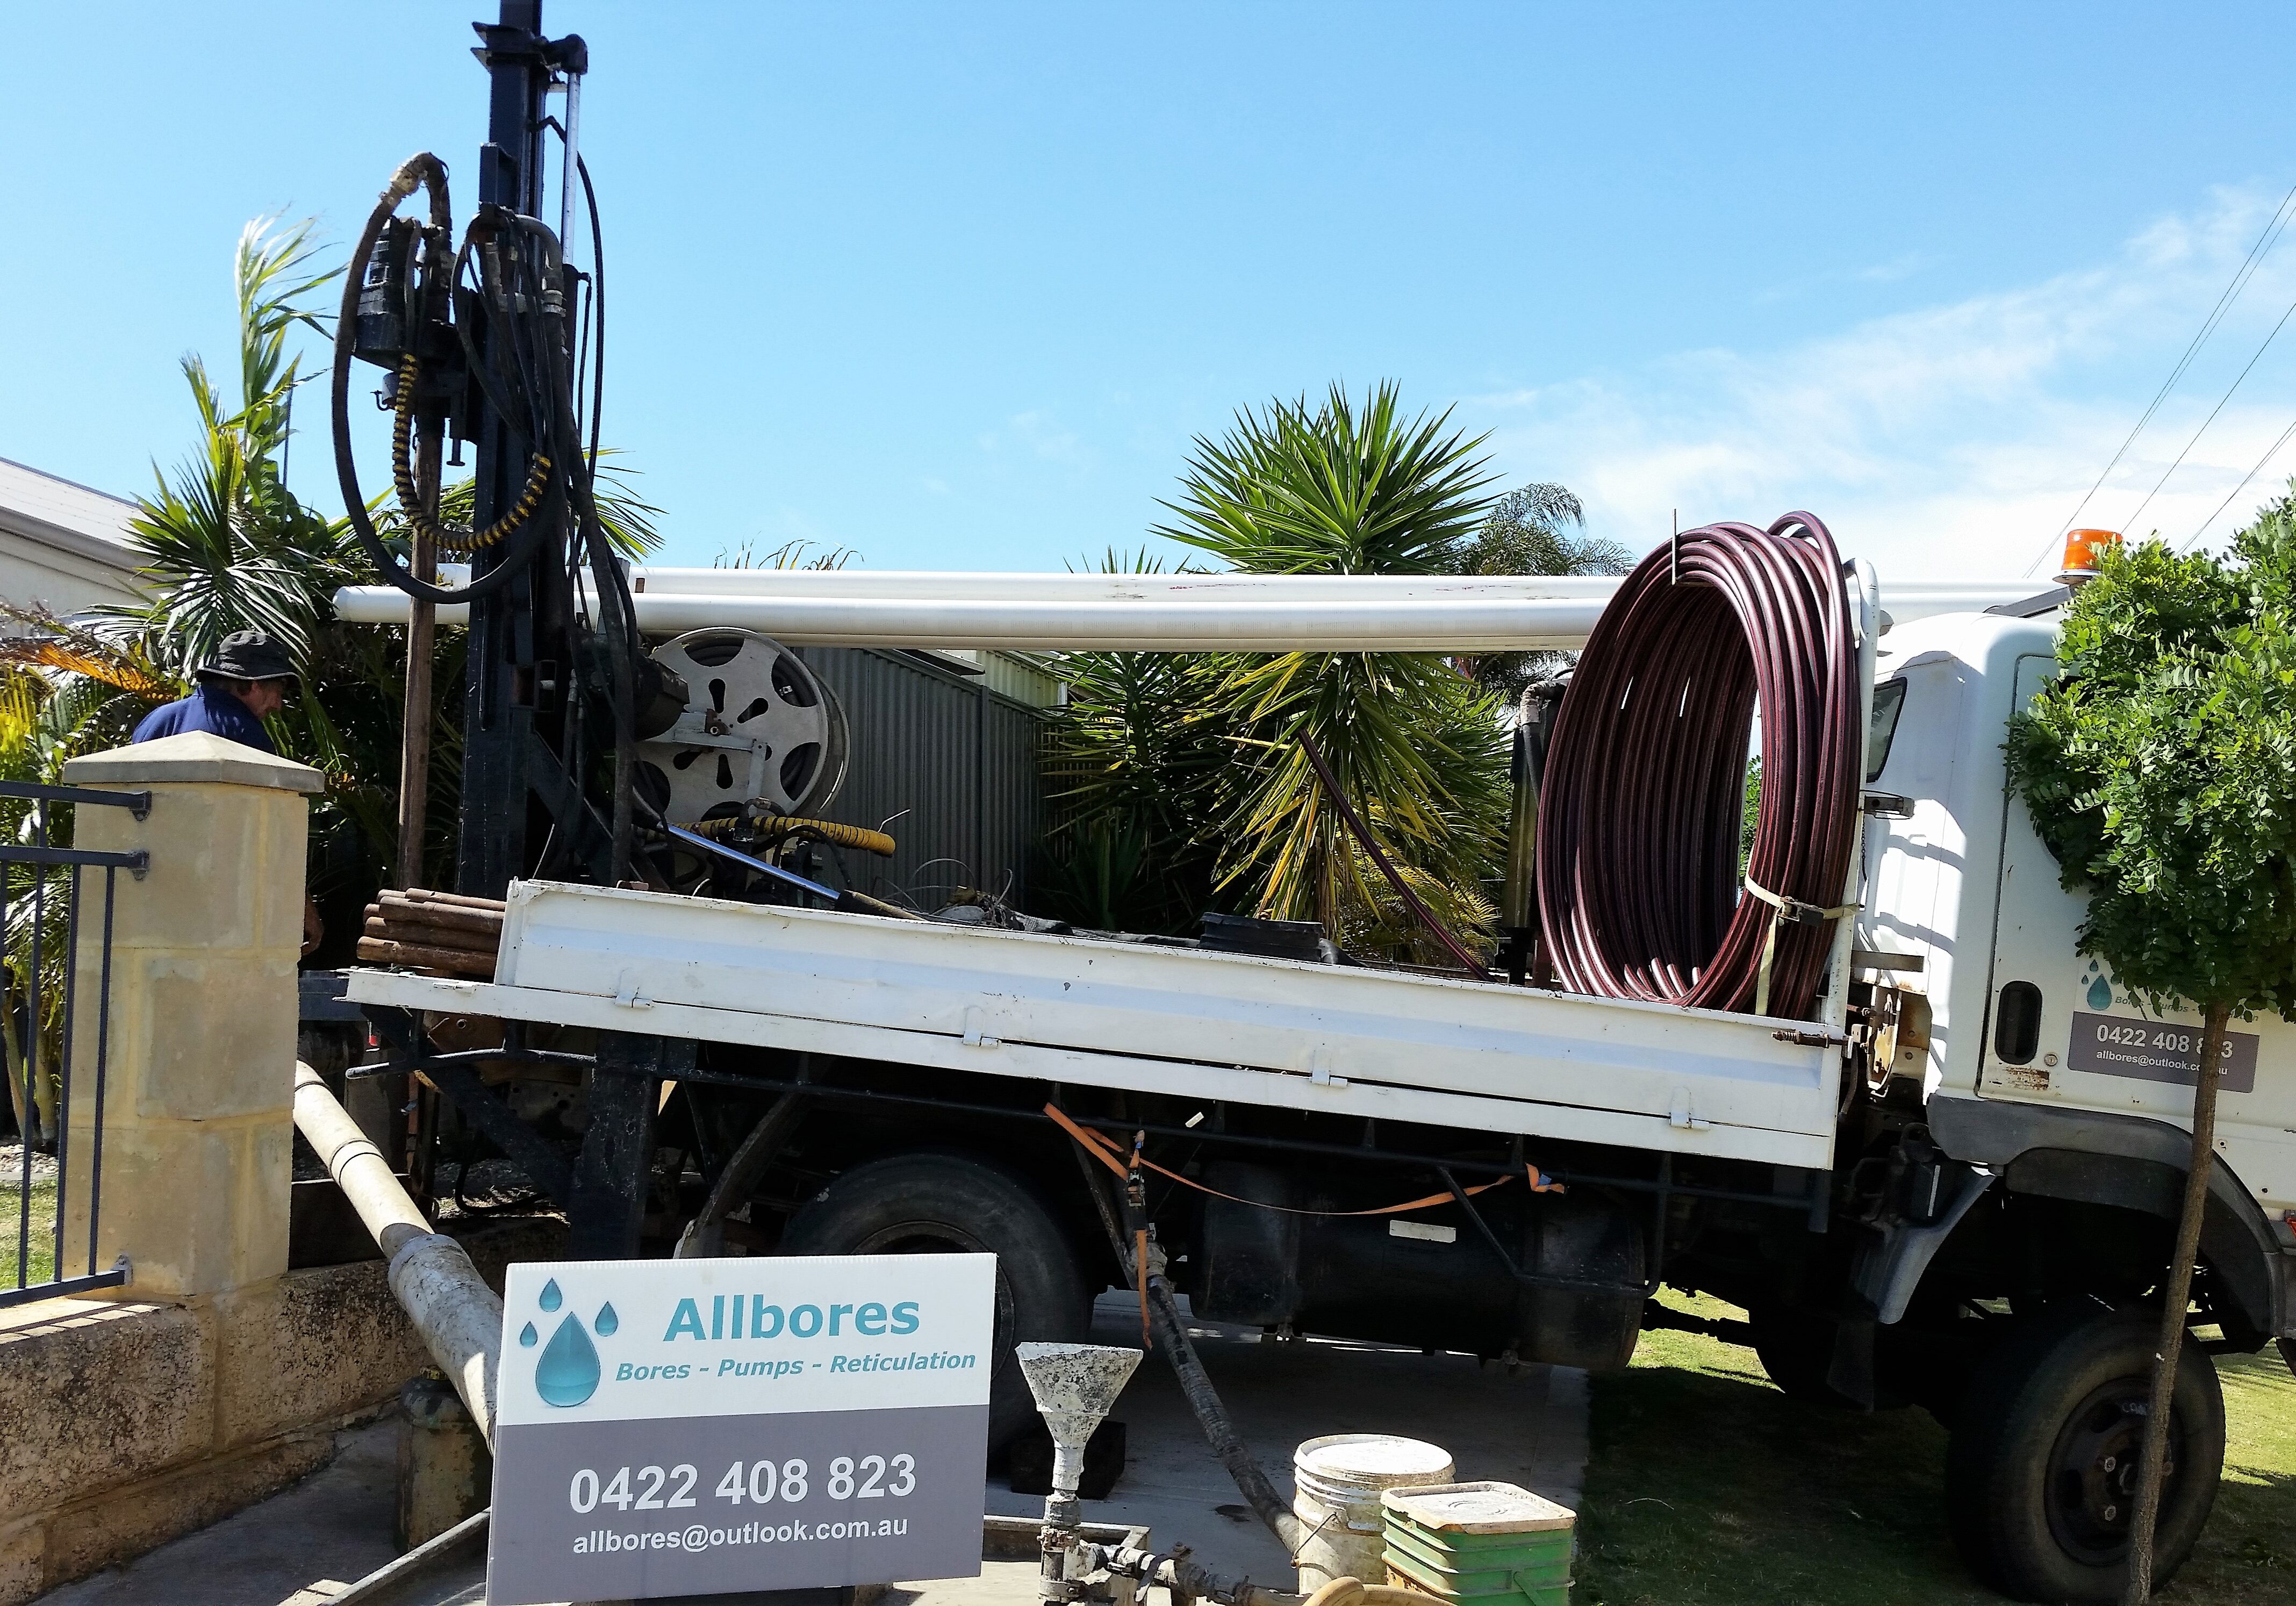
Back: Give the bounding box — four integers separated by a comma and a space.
331, 1, 830, 1257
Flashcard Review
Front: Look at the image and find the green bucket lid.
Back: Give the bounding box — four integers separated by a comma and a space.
1382, 1481, 1576, 1538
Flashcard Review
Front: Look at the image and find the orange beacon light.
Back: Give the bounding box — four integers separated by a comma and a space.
2056, 528, 2121, 587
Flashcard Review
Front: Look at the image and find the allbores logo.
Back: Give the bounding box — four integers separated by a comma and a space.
2083, 958, 2120, 1012
518, 1278, 620, 1407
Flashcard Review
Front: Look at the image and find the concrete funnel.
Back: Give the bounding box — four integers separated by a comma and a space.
1016, 1343, 1142, 1499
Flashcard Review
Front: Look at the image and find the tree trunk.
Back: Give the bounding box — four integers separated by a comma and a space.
2, 997, 32, 1149
2122, 998, 2230, 1603
1, 986, 47, 1152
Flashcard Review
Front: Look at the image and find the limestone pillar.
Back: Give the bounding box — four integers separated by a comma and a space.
56, 731, 324, 1300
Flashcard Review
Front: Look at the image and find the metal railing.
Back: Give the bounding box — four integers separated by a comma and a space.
0, 779, 149, 1308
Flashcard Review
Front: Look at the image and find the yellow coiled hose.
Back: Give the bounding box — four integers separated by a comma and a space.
680, 814, 896, 858
390, 353, 552, 554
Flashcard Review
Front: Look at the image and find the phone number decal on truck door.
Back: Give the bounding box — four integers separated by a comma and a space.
2067, 1012, 2259, 1092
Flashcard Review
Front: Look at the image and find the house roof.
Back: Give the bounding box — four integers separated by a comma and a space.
0, 456, 142, 576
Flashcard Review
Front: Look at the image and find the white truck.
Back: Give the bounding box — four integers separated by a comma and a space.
345, 567, 2296, 1603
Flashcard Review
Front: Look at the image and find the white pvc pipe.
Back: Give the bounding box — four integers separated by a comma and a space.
333, 570, 2059, 651
626, 568, 1626, 600
293, 1063, 503, 1446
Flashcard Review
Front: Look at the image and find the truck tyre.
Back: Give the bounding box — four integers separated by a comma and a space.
1945, 1308, 2224, 1602
781, 1152, 1091, 1452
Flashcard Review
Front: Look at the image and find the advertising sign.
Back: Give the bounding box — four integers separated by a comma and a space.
2068, 1011, 2259, 1093
487, 1252, 996, 1605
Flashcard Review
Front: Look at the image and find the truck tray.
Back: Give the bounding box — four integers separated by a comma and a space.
345, 880, 1841, 1168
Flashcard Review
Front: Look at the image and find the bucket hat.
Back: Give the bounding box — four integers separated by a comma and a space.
195, 630, 298, 685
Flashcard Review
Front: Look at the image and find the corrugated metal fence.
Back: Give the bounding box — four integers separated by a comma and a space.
794, 647, 1047, 912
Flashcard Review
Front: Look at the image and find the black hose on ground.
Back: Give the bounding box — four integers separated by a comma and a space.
1069, 1142, 1309, 1554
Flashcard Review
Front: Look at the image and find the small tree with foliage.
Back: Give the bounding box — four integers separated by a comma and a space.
2005, 497, 2296, 1600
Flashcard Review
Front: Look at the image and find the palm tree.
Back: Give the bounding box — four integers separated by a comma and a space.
59, 217, 658, 893
1445, 484, 1635, 699
121, 216, 356, 671
0, 212, 675, 1138
0, 613, 180, 1148
1151, 382, 1512, 956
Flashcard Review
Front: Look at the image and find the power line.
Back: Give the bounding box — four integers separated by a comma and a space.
2027, 181, 2296, 573
2117, 290, 2296, 538
2183, 411, 2296, 550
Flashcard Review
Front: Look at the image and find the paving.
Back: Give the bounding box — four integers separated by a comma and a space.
39, 1418, 403, 1606
35, 1293, 1587, 1605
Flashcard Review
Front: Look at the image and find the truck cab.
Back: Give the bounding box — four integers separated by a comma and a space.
1787, 602, 2296, 1599
1851, 604, 2294, 1335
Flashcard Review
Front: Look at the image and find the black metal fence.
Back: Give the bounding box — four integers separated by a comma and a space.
0, 779, 148, 1308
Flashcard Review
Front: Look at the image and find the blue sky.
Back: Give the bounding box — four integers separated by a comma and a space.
6, 2, 2296, 579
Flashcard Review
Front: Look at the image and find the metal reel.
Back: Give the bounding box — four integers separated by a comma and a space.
636, 629, 849, 826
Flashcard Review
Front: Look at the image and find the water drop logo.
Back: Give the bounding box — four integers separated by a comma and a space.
529, 1277, 605, 1407
2084, 959, 2114, 1012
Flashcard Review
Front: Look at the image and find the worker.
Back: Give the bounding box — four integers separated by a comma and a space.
132, 630, 322, 952
131, 629, 296, 752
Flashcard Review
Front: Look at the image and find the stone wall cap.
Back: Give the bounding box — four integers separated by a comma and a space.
63, 732, 325, 794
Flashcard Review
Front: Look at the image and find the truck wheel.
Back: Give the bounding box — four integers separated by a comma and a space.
781, 1152, 1091, 1452
1945, 1308, 2224, 1602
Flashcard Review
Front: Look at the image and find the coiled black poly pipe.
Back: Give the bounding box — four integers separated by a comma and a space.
1534, 512, 1859, 1020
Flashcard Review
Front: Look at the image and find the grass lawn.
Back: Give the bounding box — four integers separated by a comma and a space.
1577, 1294, 2296, 1605
0, 1176, 59, 1289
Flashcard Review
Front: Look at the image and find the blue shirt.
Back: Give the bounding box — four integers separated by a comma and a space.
131, 683, 276, 754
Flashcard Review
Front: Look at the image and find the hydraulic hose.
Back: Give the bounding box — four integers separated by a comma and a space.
682, 814, 898, 857
332, 156, 560, 605
1535, 512, 1860, 1020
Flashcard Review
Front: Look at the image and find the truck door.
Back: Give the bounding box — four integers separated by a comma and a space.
1981, 656, 2296, 1217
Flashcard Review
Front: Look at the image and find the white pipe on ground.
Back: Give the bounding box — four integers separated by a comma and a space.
293, 1062, 503, 1446
332, 570, 2058, 650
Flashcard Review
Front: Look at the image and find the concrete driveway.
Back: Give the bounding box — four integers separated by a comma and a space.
39, 1292, 1588, 1605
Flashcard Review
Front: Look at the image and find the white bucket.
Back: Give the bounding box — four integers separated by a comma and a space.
1292, 1433, 1455, 1591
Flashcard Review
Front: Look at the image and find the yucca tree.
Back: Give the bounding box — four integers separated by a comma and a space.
1152, 382, 1512, 953
1039, 552, 1232, 931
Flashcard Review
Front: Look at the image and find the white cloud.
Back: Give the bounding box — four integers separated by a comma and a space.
1474, 187, 2296, 582
1753, 250, 1934, 304
977, 408, 1089, 465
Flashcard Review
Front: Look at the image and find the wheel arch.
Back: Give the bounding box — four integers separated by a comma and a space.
1928, 1094, 2288, 1338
